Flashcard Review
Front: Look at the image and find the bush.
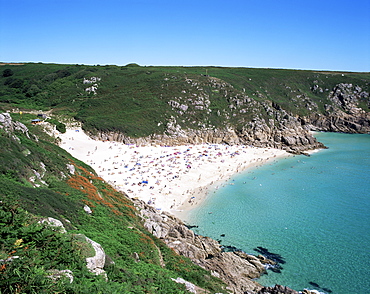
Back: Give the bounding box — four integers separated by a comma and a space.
2, 69, 14, 77
47, 118, 66, 133
56, 69, 71, 78
56, 122, 66, 133
4, 78, 23, 88
25, 84, 41, 97
0, 199, 90, 294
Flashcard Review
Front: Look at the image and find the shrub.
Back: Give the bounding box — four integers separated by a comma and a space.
4, 78, 24, 88
47, 118, 66, 133
2, 68, 14, 77
25, 84, 41, 97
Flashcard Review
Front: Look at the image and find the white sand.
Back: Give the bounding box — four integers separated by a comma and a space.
58, 128, 289, 215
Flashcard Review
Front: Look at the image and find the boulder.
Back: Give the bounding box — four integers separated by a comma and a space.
83, 205, 92, 214
84, 236, 107, 279
47, 269, 74, 284
39, 217, 67, 233
257, 284, 299, 294
171, 277, 196, 293
0, 113, 30, 137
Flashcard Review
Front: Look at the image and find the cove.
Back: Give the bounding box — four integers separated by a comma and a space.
183, 132, 370, 294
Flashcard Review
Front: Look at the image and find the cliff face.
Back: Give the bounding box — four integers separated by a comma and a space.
88, 106, 326, 154
85, 77, 369, 154
89, 125, 324, 154
304, 83, 370, 133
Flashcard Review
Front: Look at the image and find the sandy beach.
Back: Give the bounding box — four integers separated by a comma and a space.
58, 128, 289, 215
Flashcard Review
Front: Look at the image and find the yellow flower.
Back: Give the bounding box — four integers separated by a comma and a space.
14, 239, 23, 248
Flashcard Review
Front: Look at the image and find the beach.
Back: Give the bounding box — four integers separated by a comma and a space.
58, 128, 289, 215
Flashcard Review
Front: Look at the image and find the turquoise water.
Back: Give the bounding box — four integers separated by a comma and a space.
183, 133, 370, 294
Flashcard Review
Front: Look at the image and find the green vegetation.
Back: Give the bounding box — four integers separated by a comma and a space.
46, 118, 66, 133
0, 116, 227, 293
1, 63, 369, 138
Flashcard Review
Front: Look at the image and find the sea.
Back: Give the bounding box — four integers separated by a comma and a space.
183, 132, 370, 294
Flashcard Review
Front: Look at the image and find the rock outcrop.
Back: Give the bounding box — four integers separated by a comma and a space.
84, 235, 108, 279
39, 218, 108, 280
0, 112, 33, 146
134, 199, 274, 294
0, 112, 29, 136
89, 123, 324, 155
39, 217, 67, 233
47, 269, 74, 284
305, 83, 370, 133
256, 284, 298, 294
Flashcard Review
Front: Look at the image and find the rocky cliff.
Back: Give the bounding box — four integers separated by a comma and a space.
304, 83, 370, 133
86, 78, 369, 154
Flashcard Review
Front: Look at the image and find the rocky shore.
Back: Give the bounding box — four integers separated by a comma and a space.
133, 198, 303, 294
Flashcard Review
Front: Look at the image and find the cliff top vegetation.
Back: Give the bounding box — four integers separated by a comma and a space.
1, 63, 369, 138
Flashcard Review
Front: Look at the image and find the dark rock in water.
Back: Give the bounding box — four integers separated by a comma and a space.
221, 244, 243, 252
257, 284, 298, 294
185, 224, 198, 229
220, 234, 225, 237
308, 281, 333, 293
253, 247, 285, 274
254, 247, 286, 264
308, 281, 320, 288
269, 267, 282, 273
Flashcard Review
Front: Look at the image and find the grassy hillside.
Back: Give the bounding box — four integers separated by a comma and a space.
1, 63, 369, 138
0, 114, 227, 293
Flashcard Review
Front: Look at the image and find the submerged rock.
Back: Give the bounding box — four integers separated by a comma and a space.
257, 284, 298, 294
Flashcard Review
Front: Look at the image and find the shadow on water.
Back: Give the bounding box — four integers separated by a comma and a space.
220, 244, 285, 274
253, 246, 286, 273
185, 224, 199, 229
253, 246, 286, 264
308, 281, 333, 293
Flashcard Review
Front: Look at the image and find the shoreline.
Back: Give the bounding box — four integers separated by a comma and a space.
172, 152, 290, 219
57, 128, 290, 217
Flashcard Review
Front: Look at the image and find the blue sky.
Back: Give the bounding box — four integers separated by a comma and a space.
1, 0, 369, 72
